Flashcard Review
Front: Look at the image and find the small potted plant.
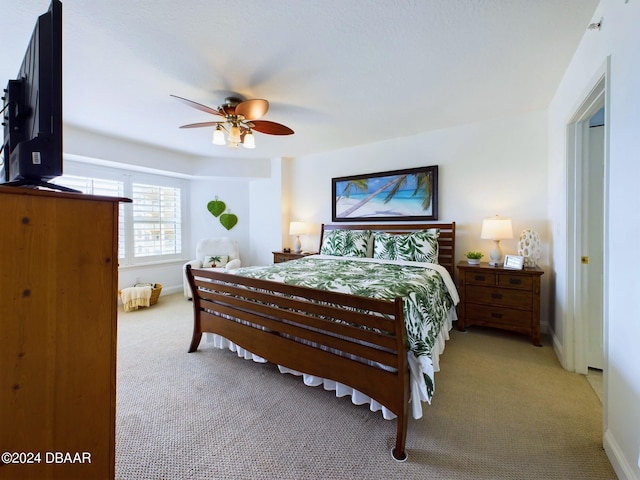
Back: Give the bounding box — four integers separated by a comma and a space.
465, 251, 483, 265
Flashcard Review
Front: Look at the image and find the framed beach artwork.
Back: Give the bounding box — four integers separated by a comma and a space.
332, 165, 438, 222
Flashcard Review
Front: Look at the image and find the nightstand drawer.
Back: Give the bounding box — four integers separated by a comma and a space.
466, 272, 496, 286
466, 285, 532, 309
497, 274, 533, 290
465, 304, 532, 330
273, 251, 315, 263
273, 253, 290, 263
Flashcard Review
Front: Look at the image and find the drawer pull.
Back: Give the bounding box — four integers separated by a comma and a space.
509, 278, 522, 285
491, 293, 503, 299
491, 312, 503, 319
474, 275, 485, 281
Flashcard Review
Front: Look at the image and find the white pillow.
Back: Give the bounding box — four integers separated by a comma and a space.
225, 258, 241, 270
202, 255, 229, 268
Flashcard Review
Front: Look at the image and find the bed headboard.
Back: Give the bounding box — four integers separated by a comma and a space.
319, 223, 456, 277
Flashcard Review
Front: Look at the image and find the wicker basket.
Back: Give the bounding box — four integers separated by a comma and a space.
149, 283, 162, 306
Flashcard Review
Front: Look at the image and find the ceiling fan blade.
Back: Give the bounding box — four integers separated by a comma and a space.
170, 94, 223, 117
179, 121, 222, 129
236, 99, 269, 120
250, 120, 294, 135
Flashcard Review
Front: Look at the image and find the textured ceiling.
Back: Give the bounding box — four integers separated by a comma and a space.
1, 0, 599, 160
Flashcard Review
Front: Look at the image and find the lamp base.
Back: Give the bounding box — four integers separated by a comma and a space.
294, 235, 302, 254
489, 240, 503, 266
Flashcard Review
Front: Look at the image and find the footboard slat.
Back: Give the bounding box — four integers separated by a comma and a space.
186, 265, 410, 461
207, 298, 396, 368
198, 289, 401, 368
196, 274, 399, 332
196, 281, 400, 350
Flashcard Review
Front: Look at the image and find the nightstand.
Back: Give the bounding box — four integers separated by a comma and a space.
457, 261, 544, 346
272, 251, 315, 263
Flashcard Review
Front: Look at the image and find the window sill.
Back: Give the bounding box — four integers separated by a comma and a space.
118, 258, 189, 270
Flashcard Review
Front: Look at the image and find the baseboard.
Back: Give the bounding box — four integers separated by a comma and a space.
550, 329, 567, 370
540, 320, 549, 334
604, 428, 640, 480
159, 284, 183, 296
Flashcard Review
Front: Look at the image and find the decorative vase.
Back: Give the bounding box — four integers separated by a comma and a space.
518, 229, 540, 267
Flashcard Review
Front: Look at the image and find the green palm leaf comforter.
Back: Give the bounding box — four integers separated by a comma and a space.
229, 254, 460, 412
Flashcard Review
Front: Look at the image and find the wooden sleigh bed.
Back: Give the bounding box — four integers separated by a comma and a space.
186, 223, 457, 462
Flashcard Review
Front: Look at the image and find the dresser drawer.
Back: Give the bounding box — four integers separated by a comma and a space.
466, 285, 532, 309
465, 272, 496, 286
497, 274, 533, 290
464, 304, 532, 330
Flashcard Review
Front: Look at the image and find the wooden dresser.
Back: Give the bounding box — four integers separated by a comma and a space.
0, 186, 129, 480
456, 261, 544, 346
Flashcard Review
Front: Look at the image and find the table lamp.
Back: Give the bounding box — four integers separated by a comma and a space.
289, 221, 307, 253
480, 215, 513, 266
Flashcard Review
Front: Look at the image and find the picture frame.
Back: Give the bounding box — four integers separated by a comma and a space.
503, 254, 524, 270
332, 165, 438, 222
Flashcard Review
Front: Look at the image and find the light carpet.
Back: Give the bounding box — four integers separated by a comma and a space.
115, 293, 616, 480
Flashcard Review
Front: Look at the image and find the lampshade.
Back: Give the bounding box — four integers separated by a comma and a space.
212, 126, 225, 145
289, 221, 307, 236
243, 130, 256, 149
228, 124, 241, 144
480, 215, 513, 240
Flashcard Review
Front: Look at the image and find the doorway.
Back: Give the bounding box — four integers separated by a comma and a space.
566, 65, 608, 392
585, 111, 604, 371
584, 109, 605, 402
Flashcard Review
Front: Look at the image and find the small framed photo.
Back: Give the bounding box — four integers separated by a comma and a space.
503, 255, 524, 270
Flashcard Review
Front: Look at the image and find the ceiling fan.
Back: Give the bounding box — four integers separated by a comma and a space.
171, 94, 294, 149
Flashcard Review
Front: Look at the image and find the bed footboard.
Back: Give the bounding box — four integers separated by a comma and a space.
186, 264, 410, 461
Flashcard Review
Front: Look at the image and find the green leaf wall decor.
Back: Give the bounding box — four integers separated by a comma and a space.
207, 197, 226, 217
220, 212, 238, 231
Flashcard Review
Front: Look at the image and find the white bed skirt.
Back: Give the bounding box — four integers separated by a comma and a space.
205, 307, 456, 420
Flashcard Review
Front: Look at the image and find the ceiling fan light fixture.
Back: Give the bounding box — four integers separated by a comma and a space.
172, 94, 294, 151
243, 130, 256, 149
228, 124, 241, 144
212, 125, 226, 145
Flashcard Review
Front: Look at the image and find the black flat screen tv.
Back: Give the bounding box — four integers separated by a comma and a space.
0, 0, 73, 191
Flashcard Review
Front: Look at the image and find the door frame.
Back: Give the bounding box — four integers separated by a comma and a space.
565, 59, 609, 405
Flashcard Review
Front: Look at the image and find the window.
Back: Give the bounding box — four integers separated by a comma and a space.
52, 165, 186, 265
132, 183, 182, 258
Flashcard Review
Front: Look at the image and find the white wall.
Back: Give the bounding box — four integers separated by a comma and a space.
248, 158, 286, 266
288, 110, 550, 318
119, 262, 185, 295
189, 178, 251, 266
548, 0, 640, 478
64, 124, 199, 176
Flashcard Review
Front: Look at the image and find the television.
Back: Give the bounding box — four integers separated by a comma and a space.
0, 0, 73, 191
